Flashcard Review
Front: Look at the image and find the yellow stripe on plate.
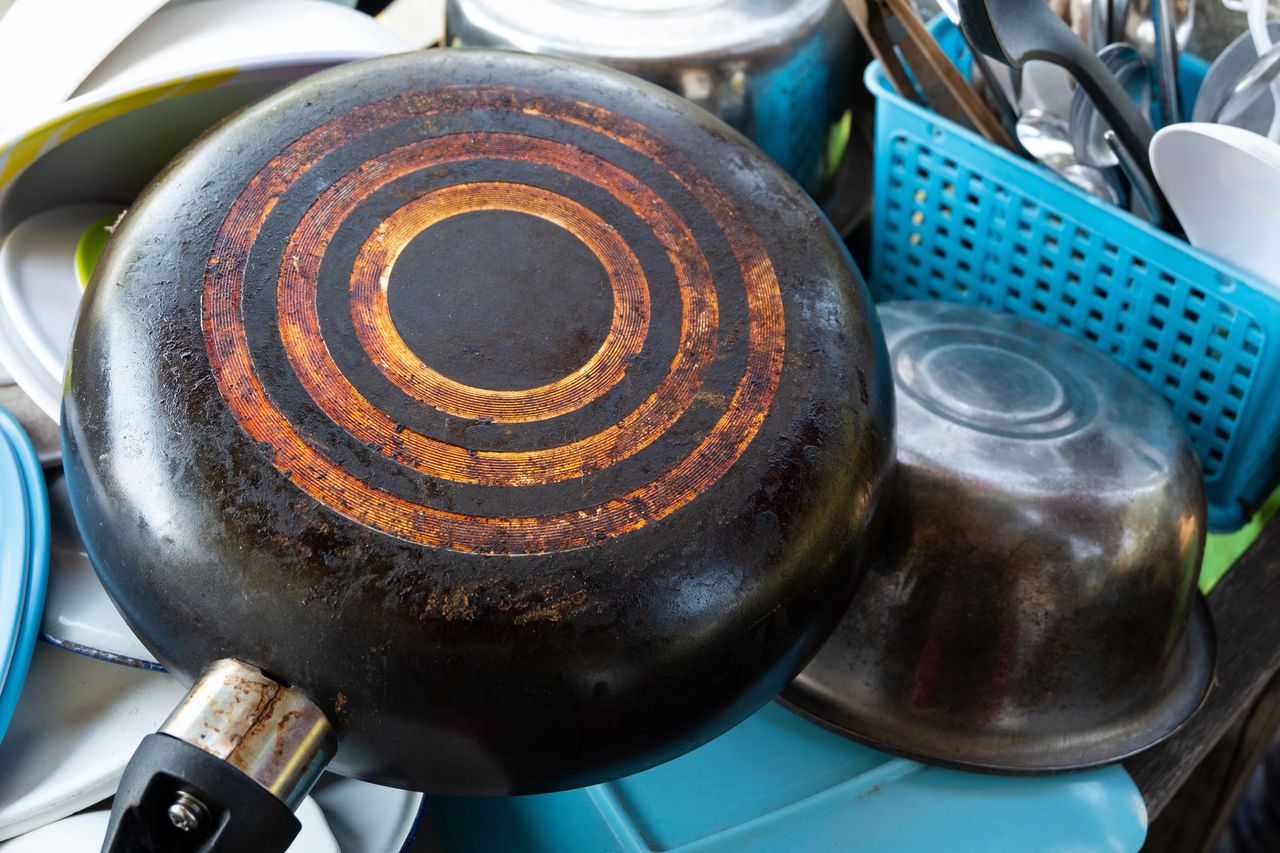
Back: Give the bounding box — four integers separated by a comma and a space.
0, 67, 239, 189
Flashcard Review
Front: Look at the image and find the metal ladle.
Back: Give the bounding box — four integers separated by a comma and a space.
1018, 108, 1122, 204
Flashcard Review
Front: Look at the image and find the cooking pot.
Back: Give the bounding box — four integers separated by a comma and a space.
781, 301, 1214, 772
445, 0, 867, 197
60, 49, 893, 851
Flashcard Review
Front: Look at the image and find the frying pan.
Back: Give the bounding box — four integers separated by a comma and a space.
60, 49, 894, 851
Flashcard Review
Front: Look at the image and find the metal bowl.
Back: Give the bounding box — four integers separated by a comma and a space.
445, 0, 866, 197
781, 301, 1215, 773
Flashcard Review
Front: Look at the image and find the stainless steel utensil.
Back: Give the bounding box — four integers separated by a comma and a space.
1105, 128, 1167, 227
1150, 0, 1181, 125
1217, 42, 1280, 127
1069, 43, 1151, 167
781, 300, 1215, 773
957, 0, 1175, 224
1192, 21, 1280, 133
1121, 0, 1194, 58
1089, 0, 1112, 51
1017, 108, 1121, 203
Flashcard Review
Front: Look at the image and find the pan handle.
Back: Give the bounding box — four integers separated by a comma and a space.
101, 660, 336, 853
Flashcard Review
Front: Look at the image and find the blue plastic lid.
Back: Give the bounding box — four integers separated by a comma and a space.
0, 407, 49, 744
0, 420, 26, 693
428, 702, 1148, 852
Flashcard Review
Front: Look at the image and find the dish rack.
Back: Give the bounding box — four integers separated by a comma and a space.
866, 19, 1280, 531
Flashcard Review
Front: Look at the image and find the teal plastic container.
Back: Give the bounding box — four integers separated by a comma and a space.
426, 703, 1147, 852
867, 20, 1280, 531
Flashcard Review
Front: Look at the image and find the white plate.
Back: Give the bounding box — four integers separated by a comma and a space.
40, 470, 160, 668
0, 0, 170, 140
312, 776, 425, 853
0, 810, 109, 852
0, 284, 57, 421
0, 205, 119, 381
0, 0, 412, 232
0, 644, 186, 841
75, 0, 410, 97
0, 797, 340, 852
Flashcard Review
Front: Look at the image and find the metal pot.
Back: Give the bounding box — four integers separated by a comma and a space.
781, 300, 1214, 773
61, 49, 894, 851
445, 0, 868, 198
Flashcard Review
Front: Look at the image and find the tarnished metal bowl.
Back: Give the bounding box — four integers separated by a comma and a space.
782, 300, 1215, 772
445, 0, 864, 197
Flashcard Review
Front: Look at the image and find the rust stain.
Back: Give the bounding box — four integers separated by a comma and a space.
511, 588, 590, 625
202, 86, 785, 555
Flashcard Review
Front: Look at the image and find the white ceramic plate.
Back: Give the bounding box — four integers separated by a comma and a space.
0, 797, 340, 852
0, 285, 57, 420
0, 205, 119, 380
0, 0, 170, 141
39, 470, 160, 668
0, 644, 186, 841
0, 1, 412, 232
312, 776, 425, 853
75, 0, 410, 97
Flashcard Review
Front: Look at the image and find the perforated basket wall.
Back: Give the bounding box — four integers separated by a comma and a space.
867, 21, 1280, 530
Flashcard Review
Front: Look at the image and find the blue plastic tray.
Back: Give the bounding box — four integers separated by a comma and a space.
426, 703, 1147, 852
0, 407, 48, 744
867, 20, 1280, 531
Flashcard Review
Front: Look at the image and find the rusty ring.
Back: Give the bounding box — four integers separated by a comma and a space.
204, 86, 785, 554
351, 181, 649, 424
280, 132, 715, 486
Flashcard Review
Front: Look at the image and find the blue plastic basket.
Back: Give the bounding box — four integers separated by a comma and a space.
867, 20, 1280, 531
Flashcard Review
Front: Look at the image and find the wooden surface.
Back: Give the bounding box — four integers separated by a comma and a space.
1127, 515, 1280, 820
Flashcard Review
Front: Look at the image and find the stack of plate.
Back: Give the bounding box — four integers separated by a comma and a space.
0, 464, 427, 848
0, 206, 116, 423
0, 0, 414, 424
0, 3, 429, 849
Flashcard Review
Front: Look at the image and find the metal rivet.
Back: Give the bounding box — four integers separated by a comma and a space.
168, 791, 209, 833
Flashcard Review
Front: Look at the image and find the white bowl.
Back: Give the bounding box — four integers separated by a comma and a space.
0, 0, 412, 233
1151, 122, 1280, 292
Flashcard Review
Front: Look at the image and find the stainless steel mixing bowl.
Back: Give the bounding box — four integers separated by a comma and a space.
445, 0, 865, 197
781, 300, 1215, 772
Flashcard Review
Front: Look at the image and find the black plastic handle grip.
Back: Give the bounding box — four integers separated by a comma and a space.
101, 734, 301, 853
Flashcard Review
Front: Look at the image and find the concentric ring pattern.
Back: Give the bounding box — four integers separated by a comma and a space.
202, 86, 785, 555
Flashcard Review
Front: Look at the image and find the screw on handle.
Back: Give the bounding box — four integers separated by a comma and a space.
102, 660, 337, 853
168, 792, 211, 833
